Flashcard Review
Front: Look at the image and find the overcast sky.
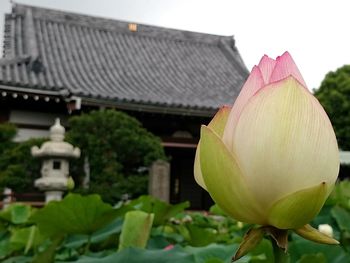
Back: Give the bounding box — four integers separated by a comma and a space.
0, 0, 349, 91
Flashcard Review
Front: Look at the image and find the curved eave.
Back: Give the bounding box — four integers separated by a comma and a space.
0, 84, 65, 96
80, 96, 217, 117
0, 84, 217, 117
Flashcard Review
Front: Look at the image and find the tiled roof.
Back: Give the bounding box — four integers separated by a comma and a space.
0, 4, 248, 115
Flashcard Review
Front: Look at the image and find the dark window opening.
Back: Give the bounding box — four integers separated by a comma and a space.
53, 161, 61, 170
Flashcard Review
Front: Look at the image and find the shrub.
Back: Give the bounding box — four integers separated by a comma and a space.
67, 109, 166, 203
0, 127, 44, 192
0, 123, 16, 154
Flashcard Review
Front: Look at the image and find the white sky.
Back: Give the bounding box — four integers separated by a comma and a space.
0, 0, 349, 91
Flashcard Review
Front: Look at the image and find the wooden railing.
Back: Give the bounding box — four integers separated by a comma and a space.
0, 192, 45, 208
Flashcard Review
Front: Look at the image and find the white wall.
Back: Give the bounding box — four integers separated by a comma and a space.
9, 110, 68, 141
340, 151, 350, 165
14, 128, 50, 142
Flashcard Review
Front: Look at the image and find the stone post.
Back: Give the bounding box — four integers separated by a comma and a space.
2, 188, 13, 209
148, 160, 170, 202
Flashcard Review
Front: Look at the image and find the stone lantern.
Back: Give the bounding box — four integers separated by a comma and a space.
31, 118, 80, 203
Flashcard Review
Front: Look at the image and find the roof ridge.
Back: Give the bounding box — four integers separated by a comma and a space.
12, 3, 235, 46
218, 38, 248, 77
23, 7, 39, 59
2, 13, 14, 58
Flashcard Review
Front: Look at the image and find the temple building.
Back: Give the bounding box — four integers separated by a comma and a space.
0, 4, 248, 208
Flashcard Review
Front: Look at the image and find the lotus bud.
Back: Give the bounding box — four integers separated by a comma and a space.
67, 176, 75, 191
318, 224, 334, 238
194, 52, 340, 255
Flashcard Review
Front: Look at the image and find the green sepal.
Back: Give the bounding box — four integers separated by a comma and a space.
194, 106, 232, 190
233, 227, 264, 261
233, 226, 289, 262
200, 125, 265, 224
268, 182, 328, 229
207, 105, 232, 137
294, 224, 339, 245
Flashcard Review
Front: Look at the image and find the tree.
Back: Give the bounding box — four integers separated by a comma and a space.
67, 109, 166, 203
0, 123, 44, 192
314, 65, 350, 150
0, 123, 16, 154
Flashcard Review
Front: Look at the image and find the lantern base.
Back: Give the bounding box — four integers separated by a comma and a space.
45, 190, 63, 203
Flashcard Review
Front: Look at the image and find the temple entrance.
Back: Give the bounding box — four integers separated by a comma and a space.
166, 147, 214, 210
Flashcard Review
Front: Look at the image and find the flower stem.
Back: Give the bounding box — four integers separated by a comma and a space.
84, 235, 91, 254
272, 240, 289, 263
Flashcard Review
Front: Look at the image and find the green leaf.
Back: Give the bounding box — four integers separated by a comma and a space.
186, 224, 217, 247
10, 226, 45, 253
297, 253, 327, 263
185, 243, 238, 263
311, 205, 333, 227
331, 206, 350, 231
64, 217, 123, 249
63, 246, 193, 263
209, 204, 228, 217
2, 256, 32, 263
118, 211, 154, 251
31, 236, 64, 263
289, 234, 349, 263
66, 244, 238, 263
146, 236, 170, 250
250, 239, 274, 263
205, 259, 224, 263
0, 237, 15, 259
0, 204, 32, 225
151, 226, 184, 244
326, 180, 350, 209
30, 194, 120, 237
127, 195, 189, 226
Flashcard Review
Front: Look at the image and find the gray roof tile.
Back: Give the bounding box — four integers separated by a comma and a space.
0, 4, 248, 114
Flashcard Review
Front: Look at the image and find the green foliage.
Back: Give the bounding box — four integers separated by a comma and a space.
4, 182, 350, 262
314, 65, 350, 150
60, 244, 240, 263
67, 109, 166, 203
288, 235, 348, 263
0, 110, 165, 202
31, 236, 64, 263
30, 194, 120, 237
125, 195, 190, 226
0, 135, 45, 192
63, 217, 123, 249
297, 253, 327, 263
209, 204, 228, 216
0, 204, 32, 225
10, 226, 45, 254
66, 246, 194, 263
326, 179, 350, 209
0, 123, 16, 154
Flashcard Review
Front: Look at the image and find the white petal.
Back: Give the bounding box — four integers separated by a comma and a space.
223, 66, 264, 151
233, 77, 339, 208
